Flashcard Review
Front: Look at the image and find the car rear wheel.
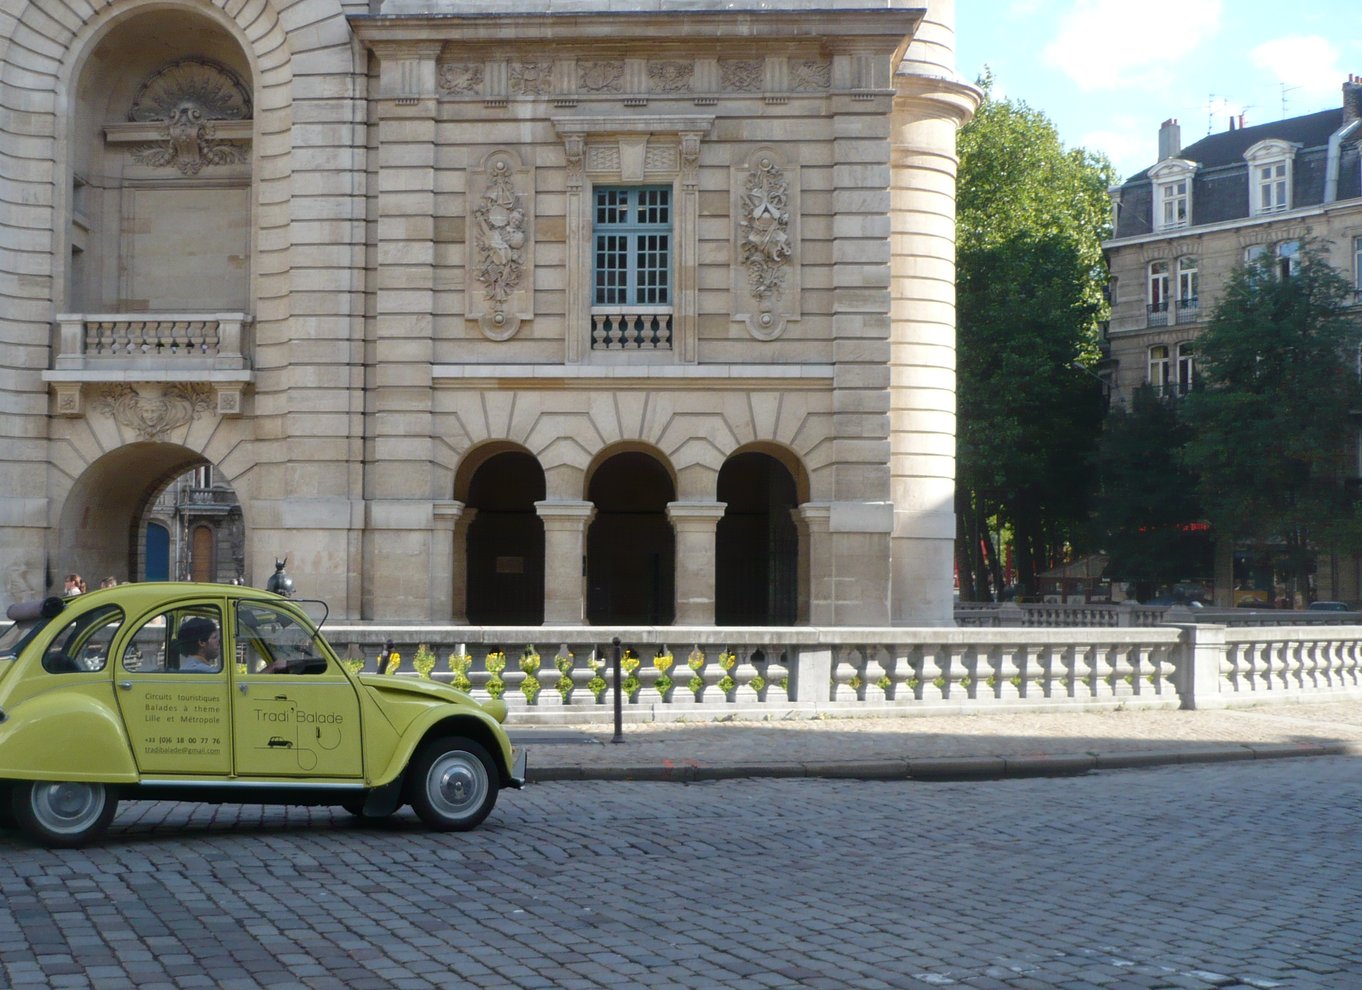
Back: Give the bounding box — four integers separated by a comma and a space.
11, 781, 118, 848
407, 737, 498, 831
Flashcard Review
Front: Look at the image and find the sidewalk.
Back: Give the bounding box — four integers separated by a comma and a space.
510, 700, 1362, 782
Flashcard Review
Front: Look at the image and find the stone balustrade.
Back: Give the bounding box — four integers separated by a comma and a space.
323, 623, 1362, 725
52, 312, 252, 372
590, 308, 672, 349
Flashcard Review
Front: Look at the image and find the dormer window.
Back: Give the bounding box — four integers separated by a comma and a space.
1148, 159, 1196, 232
1244, 139, 1297, 216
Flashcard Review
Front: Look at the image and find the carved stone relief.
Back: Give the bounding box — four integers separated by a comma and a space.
720, 60, 763, 92
733, 150, 800, 340
579, 60, 625, 93
791, 59, 832, 90
648, 61, 693, 93
94, 383, 213, 440
439, 62, 484, 96
467, 150, 533, 340
128, 59, 251, 175
510, 61, 554, 96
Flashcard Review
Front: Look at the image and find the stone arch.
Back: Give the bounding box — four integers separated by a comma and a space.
715, 446, 802, 626
585, 444, 677, 625
458, 444, 547, 625
52, 441, 247, 588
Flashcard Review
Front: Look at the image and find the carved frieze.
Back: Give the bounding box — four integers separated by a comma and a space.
127, 59, 251, 175
467, 150, 534, 340
791, 59, 832, 90
648, 61, 693, 93
439, 62, 484, 96
510, 61, 554, 97
94, 383, 213, 440
580, 60, 625, 93
720, 60, 763, 92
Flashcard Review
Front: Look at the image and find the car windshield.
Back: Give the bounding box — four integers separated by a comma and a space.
0, 617, 46, 661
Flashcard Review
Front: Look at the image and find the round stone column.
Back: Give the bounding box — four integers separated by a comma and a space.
889, 0, 980, 625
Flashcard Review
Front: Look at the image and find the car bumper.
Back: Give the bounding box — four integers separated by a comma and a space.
508, 746, 527, 789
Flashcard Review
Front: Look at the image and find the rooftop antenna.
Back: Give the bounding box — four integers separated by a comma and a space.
1206, 93, 1218, 136
1281, 83, 1299, 119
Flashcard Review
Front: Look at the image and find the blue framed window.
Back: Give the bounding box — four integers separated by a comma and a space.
593, 186, 671, 307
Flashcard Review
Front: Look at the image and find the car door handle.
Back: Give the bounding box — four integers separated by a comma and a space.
239, 683, 249, 694
118, 681, 132, 691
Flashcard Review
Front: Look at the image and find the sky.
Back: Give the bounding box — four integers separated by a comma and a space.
954, 0, 1362, 183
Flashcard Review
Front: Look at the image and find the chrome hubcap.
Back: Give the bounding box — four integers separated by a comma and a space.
427, 752, 486, 819
32, 782, 104, 834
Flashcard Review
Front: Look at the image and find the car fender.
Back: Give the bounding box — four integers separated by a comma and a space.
371, 706, 514, 789
0, 690, 139, 783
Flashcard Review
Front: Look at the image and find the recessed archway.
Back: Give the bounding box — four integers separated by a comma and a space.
55, 443, 245, 589
587, 450, 676, 625
716, 451, 800, 625
463, 450, 546, 625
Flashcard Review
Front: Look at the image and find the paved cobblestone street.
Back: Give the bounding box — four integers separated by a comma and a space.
1, 756, 1359, 990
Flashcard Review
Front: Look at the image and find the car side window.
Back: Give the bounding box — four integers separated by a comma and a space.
42, 604, 124, 674
235, 602, 330, 675
121, 606, 224, 674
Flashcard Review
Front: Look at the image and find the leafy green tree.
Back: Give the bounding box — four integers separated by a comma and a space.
1183, 242, 1362, 599
1092, 386, 1210, 601
956, 75, 1115, 599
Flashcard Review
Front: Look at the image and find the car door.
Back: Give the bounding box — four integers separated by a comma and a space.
114, 601, 232, 776
229, 600, 363, 778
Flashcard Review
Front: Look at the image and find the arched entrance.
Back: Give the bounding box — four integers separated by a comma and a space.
55, 444, 245, 588
464, 451, 546, 624
715, 452, 799, 625
587, 451, 675, 625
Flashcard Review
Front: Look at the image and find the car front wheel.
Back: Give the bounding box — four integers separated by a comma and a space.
11, 780, 118, 848
407, 737, 499, 831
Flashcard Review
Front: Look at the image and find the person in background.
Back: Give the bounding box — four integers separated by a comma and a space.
63, 574, 87, 596
99, 576, 119, 589
378, 639, 400, 675
176, 617, 222, 673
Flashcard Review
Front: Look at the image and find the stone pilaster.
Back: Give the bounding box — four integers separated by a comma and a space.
432, 500, 464, 621
666, 501, 727, 625
798, 503, 834, 626
536, 500, 596, 624
365, 42, 442, 619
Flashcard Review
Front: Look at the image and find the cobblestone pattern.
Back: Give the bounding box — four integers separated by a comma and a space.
2, 757, 1359, 989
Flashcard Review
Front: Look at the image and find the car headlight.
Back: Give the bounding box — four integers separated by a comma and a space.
482, 698, 508, 724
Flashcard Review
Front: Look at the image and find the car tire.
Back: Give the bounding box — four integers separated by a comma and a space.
10, 780, 118, 848
407, 737, 499, 832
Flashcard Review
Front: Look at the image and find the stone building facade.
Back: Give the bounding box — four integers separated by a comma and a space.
0, 0, 977, 625
1103, 79, 1362, 604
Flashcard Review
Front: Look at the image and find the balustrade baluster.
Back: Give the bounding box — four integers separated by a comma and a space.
1107, 645, 1133, 700
862, 646, 887, 704
656, 315, 672, 349
763, 648, 789, 704
828, 647, 858, 702
732, 647, 760, 704
622, 315, 639, 348
993, 645, 1021, 702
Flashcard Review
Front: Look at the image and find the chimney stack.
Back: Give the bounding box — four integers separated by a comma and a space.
1158, 118, 1181, 161
1344, 74, 1362, 125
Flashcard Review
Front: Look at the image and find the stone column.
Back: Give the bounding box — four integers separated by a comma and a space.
889, 0, 980, 625
535, 500, 595, 624
666, 501, 727, 625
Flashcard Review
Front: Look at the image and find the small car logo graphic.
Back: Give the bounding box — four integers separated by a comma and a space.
267, 736, 293, 749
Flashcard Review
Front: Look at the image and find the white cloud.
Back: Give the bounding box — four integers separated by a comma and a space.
1043, 0, 1223, 91
1250, 35, 1344, 105
1077, 126, 1150, 179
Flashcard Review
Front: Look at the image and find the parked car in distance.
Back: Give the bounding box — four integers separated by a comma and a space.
1308, 601, 1352, 612
0, 583, 524, 847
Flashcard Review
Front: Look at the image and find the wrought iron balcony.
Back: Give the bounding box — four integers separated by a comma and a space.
1146, 301, 1169, 327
